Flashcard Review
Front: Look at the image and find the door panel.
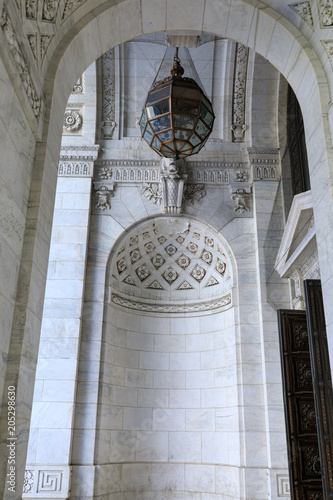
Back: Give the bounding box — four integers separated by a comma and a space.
278, 309, 322, 499
304, 280, 333, 498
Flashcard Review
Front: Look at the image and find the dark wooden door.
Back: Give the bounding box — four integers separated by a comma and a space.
304, 280, 333, 498
278, 309, 323, 499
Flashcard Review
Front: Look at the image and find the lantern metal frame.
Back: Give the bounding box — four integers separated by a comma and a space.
139, 49, 215, 159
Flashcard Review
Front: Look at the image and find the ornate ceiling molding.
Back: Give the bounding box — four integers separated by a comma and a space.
110, 217, 233, 306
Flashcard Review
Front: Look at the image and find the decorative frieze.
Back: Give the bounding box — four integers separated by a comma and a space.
60, 145, 100, 161
277, 475, 290, 497
248, 148, 281, 181
289, 2, 313, 26
232, 43, 249, 142
101, 49, 116, 139
0, 6, 41, 119
96, 160, 249, 185
111, 292, 232, 314
22, 466, 71, 499
58, 162, 93, 177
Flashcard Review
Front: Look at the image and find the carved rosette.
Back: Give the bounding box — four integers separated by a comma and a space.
63, 110, 83, 132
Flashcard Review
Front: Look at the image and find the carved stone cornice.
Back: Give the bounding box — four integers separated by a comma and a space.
60, 145, 100, 161
58, 145, 100, 177
111, 292, 232, 315
248, 148, 281, 181
96, 159, 250, 186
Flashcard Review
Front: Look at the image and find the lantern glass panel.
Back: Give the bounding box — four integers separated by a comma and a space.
192, 144, 202, 154
158, 130, 173, 142
190, 133, 202, 147
139, 111, 147, 132
173, 99, 200, 115
147, 99, 170, 119
175, 130, 191, 140
147, 85, 171, 104
200, 103, 214, 127
173, 114, 196, 130
150, 114, 171, 132
144, 125, 154, 144
152, 136, 162, 150
173, 86, 201, 100
195, 119, 209, 139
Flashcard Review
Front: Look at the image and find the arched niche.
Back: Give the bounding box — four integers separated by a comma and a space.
95, 216, 241, 498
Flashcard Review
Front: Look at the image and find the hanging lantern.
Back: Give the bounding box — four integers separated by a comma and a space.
139, 49, 215, 159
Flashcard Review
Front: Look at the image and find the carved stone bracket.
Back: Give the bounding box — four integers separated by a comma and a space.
160, 158, 187, 214
22, 466, 71, 500
231, 188, 251, 213
94, 184, 115, 211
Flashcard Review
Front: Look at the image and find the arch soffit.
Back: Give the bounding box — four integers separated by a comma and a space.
47, 0, 329, 119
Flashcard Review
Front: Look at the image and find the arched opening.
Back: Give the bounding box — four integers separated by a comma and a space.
3, 2, 333, 500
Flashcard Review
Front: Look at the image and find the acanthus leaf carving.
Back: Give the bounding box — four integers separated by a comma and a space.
319, 0, 333, 27
183, 183, 206, 205
0, 7, 41, 119
289, 2, 313, 26
25, 0, 37, 19
141, 182, 163, 205
42, 0, 58, 21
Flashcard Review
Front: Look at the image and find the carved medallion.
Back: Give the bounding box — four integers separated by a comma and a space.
162, 267, 179, 284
